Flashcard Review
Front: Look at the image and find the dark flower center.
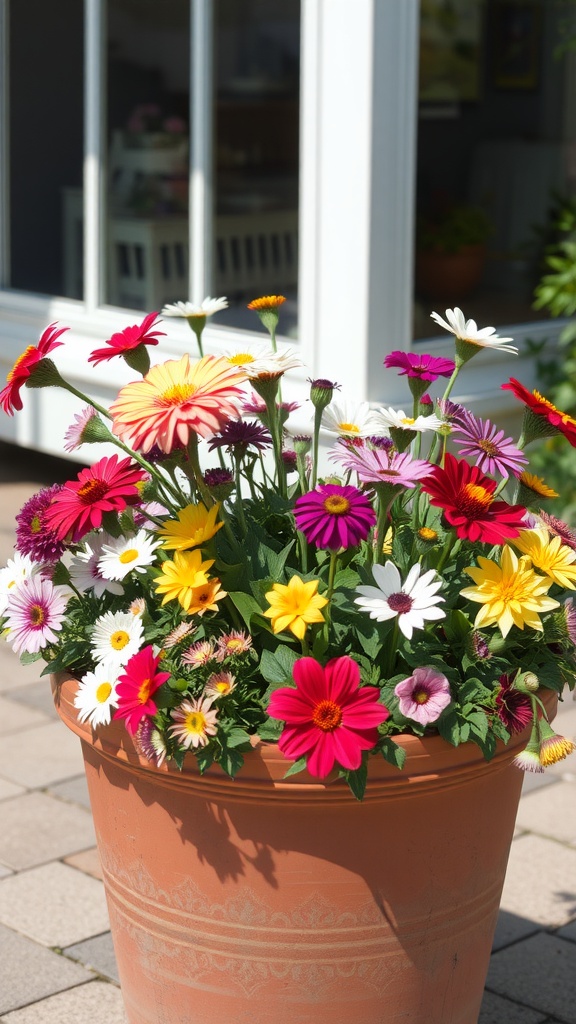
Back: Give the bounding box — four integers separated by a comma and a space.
29, 603, 45, 626
387, 592, 413, 614
77, 478, 110, 505
413, 688, 430, 705
457, 482, 493, 518
478, 439, 499, 457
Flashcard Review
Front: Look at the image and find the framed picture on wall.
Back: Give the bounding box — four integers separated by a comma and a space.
491, 0, 541, 91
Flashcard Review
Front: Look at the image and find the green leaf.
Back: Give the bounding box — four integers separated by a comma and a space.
379, 737, 406, 770
227, 591, 264, 629
220, 748, 245, 778
283, 755, 307, 778
257, 717, 283, 741
341, 762, 368, 801
259, 646, 298, 686
225, 727, 252, 749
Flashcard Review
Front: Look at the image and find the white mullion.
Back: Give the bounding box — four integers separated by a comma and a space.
84, 0, 105, 313
190, 0, 213, 303
0, 0, 9, 287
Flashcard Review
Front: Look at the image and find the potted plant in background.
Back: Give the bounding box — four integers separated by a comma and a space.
416, 203, 494, 301
0, 298, 574, 1024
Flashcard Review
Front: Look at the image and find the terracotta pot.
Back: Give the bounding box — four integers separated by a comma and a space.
415, 244, 487, 301
51, 672, 557, 1024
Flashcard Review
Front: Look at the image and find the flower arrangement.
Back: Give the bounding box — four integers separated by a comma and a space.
1, 299, 575, 797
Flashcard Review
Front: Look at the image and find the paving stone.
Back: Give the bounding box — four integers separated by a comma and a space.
0, 865, 12, 878
4, 680, 59, 720
0, 777, 24, 802
0, 861, 110, 948
558, 919, 576, 943
0, 720, 84, 788
0, 791, 95, 870
48, 773, 91, 810
64, 846, 103, 881
492, 908, 541, 952
496, 834, 576, 941
515, 780, 576, 846
479, 989, 548, 1024
0, 695, 52, 735
486, 932, 576, 1023
0, 643, 45, 691
0, 980, 127, 1023
64, 932, 119, 984
0, 923, 91, 1015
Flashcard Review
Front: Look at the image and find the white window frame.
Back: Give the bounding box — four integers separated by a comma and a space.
0, 0, 560, 458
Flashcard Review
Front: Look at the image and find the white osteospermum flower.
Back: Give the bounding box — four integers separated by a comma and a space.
74, 662, 120, 727
91, 610, 144, 669
0, 552, 41, 615
322, 401, 382, 438
161, 297, 228, 318
430, 307, 518, 354
355, 561, 445, 639
225, 346, 302, 378
69, 534, 125, 597
98, 530, 162, 581
374, 407, 443, 433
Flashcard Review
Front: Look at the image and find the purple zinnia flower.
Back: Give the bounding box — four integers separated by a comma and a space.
294, 484, 376, 550
4, 575, 69, 655
15, 485, 66, 563
384, 351, 455, 381
330, 441, 431, 488
451, 410, 528, 479
394, 667, 452, 726
207, 419, 272, 454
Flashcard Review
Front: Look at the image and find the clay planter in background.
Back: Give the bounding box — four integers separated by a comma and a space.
52, 672, 557, 1024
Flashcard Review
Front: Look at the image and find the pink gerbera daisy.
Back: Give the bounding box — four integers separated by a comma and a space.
330, 441, 431, 488
294, 484, 376, 550
44, 455, 146, 542
113, 645, 171, 735
0, 323, 68, 415
451, 410, 528, 479
268, 655, 389, 778
4, 575, 69, 655
384, 351, 455, 381
109, 354, 247, 454
394, 667, 452, 726
88, 311, 165, 366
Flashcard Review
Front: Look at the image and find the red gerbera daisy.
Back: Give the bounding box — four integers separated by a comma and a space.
88, 311, 165, 367
114, 645, 171, 735
502, 377, 576, 447
420, 453, 526, 544
44, 454, 146, 542
0, 323, 68, 415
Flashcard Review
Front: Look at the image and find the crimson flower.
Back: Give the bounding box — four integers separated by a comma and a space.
294, 484, 376, 550
384, 350, 455, 381
88, 312, 165, 366
114, 646, 171, 735
495, 674, 533, 734
44, 455, 146, 542
0, 323, 68, 415
420, 453, 526, 544
502, 378, 576, 447
268, 656, 389, 778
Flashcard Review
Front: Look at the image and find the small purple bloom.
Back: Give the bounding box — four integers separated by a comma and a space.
384, 351, 455, 382
330, 441, 431, 488
451, 410, 528, 479
15, 485, 66, 563
294, 484, 376, 550
394, 667, 452, 726
207, 419, 272, 454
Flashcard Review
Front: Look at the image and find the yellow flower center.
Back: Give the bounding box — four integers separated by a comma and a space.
110, 629, 130, 650
214, 681, 231, 694
228, 352, 255, 365
226, 638, 243, 651
478, 439, 499, 456
323, 495, 350, 515
414, 689, 430, 705
7, 346, 35, 381
459, 482, 493, 514
138, 677, 153, 703
29, 603, 45, 626
401, 417, 416, 426
30, 514, 42, 534
119, 548, 139, 564
312, 699, 343, 732
338, 422, 360, 433
160, 382, 197, 406
184, 710, 206, 734
418, 527, 438, 541
96, 682, 112, 703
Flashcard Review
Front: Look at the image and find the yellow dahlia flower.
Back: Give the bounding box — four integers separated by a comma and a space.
154, 549, 215, 612
156, 502, 223, 551
511, 528, 576, 589
264, 576, 328, 640
461, 546, 559, 637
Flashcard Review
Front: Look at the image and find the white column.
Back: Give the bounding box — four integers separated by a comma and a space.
190, 0, 214, 302
84, 0, 105, 313
0, 0, 9, 287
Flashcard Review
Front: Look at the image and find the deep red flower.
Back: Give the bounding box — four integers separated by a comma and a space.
268, 656, 388, 778
114, 646, 171, 735
43, 455, 146, 542
502, 378, 576, 447
420, 453, 526, 544
495, 674, 533, 734
0, 323, 68, 415
88, 312, 165, 365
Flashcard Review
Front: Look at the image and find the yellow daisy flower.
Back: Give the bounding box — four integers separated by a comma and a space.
185, 578, 227, 616
511, 528, 576, 589
154, 550, 215, 612
460, 545, 559, 637
156, 502, 223, 551
263, 576, 328, 640
518, 472, 559, 499
247, 295, 286, 312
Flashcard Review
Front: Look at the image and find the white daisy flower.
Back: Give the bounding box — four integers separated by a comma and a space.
225, 345, 302, 378
322, 400, 381, 438
430, 307, 517, 354
0, 552, 42, 616
161, 297, 228, 318
74, 662, 120, 727
69, 534, 125, 597
374, 407, 443, 433
98, 530, 162, 581
355, 561, 445, 639
91, 610, 144, 669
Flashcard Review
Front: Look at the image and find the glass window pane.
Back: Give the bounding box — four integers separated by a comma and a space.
214, 0, 300, 335
414, 0, 575, 339
9, 0, 84, 298
106, 0, 190, 311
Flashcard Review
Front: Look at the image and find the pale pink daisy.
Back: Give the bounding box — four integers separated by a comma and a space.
205, 670, 237, 698
169, 696, 219, 749
215, 629, 252, 660
181, 639, 215, 668
63, 406, 98, 452
163, 621, 196, 649
4, 576, 69, 655
330, 441, 432, 488
0, 552, 42, 616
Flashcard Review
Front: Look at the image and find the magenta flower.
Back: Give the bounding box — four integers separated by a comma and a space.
114, 645, 171, 735
88, 311, 165, 366
268, 655, 389, 778
4, 575, 69, 655
384, 351, 455, 381
495, 673, 533, 734
451, 410, 528, 479
330, 441, 431, 488
15, 485, 66, 563
294, 484, 376, 550
394, 667, 452, 726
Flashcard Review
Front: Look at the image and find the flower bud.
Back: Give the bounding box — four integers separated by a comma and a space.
308, 378, 340, 411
